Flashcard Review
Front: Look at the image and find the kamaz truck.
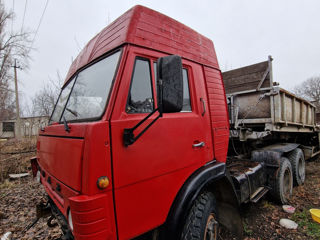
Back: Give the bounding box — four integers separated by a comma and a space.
30, 5, 319, 240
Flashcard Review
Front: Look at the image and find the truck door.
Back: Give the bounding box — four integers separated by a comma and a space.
110, 46, 213, 239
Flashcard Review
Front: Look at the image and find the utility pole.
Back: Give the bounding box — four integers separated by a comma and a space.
13, 59, 21, 139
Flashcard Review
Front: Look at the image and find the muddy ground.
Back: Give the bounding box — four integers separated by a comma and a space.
0, 139, 320, 240
241, 156, 320, 240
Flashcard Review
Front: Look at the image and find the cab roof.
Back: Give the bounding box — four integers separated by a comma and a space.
64, 5, 219, 85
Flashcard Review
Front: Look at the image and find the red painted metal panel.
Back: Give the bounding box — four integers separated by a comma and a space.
38, 136, 84, 191
38, 121, 116, 239
39, 166, 78, 213
65, 5, 218, 85
204, 67, 229, 163
110, 46, 213, 239
39, 123, 87, 138
114, 165, 199, 240
80, 122, 114, 196
69, 194, 116, 240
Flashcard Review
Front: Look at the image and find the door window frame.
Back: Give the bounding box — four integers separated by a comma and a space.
117, 47, 198, 119
125, 56, 155, 114
150, 60, 193, 112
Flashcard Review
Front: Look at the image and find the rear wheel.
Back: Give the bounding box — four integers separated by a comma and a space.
181, 192, 218, 240
270, 157, 293, 204
287, 148, 305, 186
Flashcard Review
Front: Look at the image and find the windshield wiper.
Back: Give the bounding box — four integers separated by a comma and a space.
65, 107, 78, 117
63, 117, 70, 132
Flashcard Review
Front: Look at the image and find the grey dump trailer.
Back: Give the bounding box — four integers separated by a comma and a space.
222, 56, 320, 205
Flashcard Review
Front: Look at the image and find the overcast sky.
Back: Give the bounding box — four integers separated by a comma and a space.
4, 0, 320, 107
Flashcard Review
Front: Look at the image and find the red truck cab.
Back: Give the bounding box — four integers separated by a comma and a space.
33, 5, 241, 240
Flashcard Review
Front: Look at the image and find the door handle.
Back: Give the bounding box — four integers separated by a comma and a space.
193, 142, 205, 148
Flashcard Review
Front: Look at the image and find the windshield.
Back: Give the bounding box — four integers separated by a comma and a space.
50, 50, 121, 123
50, 77, 75, 123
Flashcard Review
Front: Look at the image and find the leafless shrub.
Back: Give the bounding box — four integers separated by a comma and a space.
28, 71, 62, 117
293, 76, 320, 111
0, 1, 31, 120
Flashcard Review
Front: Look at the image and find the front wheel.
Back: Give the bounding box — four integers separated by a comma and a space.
181, 192, 218, 240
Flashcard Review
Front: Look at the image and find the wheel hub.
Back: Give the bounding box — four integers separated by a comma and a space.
283, 168, 292, 198
204, 213, 218, 240
298, 157, 305, 181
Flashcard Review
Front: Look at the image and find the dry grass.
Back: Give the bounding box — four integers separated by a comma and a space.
0, 137, 37, 182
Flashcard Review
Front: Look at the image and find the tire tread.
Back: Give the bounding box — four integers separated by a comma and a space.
181, 192, 216, 240
269, 157, 293, 204
287, 148, 305, 186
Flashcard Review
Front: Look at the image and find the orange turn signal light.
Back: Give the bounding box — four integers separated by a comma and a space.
97, 176, 109, 189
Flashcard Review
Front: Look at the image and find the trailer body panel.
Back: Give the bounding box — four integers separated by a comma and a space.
223, 57, 317, 133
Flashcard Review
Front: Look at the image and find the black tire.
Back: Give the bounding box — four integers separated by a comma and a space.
181, 192, 218, 240
270, 157, 293, 204
287, 148, 305, 186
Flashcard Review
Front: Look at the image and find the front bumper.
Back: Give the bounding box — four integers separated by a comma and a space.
69, 194, 113, 239
32, 158, 115, 240
45, 194, 114, 240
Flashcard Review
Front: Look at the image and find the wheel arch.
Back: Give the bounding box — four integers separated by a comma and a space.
162, 161, 243, 240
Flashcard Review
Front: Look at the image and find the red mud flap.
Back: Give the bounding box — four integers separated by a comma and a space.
30, 156, 39, 178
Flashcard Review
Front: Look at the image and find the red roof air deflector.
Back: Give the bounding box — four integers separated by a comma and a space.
64, 5, 219, 85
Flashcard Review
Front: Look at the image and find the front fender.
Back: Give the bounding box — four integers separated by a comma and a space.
163, 161, 241, 239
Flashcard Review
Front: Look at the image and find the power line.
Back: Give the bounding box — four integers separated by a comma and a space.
21, 0, 28, 33
11, 0, 15, 34
29, 0, 49, 51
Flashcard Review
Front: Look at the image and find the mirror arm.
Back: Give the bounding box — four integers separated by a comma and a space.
123, 108, 161, 146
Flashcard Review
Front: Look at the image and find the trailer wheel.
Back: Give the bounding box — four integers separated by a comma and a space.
181, 192, 218, 240
270, 158, 293, 204
287, 148, 305, 186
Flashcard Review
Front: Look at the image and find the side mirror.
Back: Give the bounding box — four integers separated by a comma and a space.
157, 55, 183, 114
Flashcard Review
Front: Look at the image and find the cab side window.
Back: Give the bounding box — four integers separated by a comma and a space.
153, 62, 191, 112
181, 69, 191, 112
126, 58, 154, 113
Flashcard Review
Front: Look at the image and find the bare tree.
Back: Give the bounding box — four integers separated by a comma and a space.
0, 1, 31, 120
31, 84, 57, 116
293, 76, 320, 110
29, 71, 62, 117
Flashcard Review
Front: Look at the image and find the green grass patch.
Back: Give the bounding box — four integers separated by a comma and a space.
243, 219, 253, 236
291, 208, 320, 238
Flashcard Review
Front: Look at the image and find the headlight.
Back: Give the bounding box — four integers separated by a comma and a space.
68, 210, 73, 231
